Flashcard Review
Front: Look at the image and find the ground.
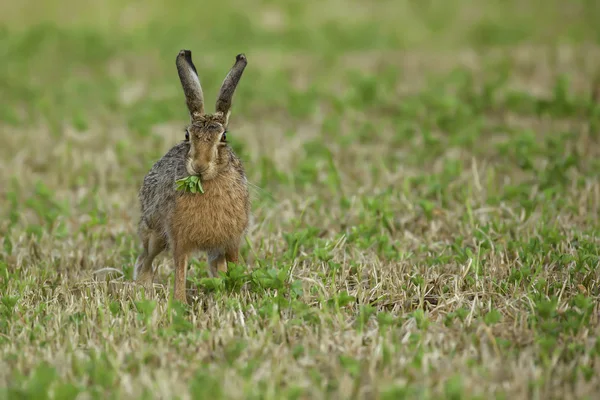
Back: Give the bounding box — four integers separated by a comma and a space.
1, 1, 600, 399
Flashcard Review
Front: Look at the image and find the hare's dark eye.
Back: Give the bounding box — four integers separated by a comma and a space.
221, 131, 227, 142
185, 129, 189, 141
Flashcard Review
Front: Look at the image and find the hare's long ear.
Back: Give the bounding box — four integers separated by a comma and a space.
215, 54, 247, 127
176, 49, 205, 119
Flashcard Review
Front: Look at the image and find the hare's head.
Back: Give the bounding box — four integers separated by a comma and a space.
176, 50, 247, 180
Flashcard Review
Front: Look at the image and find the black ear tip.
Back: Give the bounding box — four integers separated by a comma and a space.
236, 53, 247, 62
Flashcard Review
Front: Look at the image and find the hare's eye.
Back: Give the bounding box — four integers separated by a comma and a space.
185, 129, 189, 141
221, 131, 227, 142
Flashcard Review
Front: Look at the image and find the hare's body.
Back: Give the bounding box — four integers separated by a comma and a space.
134, 50, 250, 303
138, 141, 249, 251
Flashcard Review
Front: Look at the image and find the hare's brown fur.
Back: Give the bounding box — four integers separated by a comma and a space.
134, 50, 249, 303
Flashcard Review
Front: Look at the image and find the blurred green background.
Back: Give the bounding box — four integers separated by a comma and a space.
2, 0, 599, 134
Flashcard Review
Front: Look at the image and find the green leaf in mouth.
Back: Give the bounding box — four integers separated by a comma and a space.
175, 175, 204, 194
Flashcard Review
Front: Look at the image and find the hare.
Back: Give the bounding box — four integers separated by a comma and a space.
134, 49, 250, 304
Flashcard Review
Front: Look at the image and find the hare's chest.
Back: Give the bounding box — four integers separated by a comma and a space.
170, 188, 249, 250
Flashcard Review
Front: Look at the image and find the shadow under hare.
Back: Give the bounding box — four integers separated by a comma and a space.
134, 49, 250, 304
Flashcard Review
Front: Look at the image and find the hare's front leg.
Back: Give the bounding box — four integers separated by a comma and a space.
207, 250, 227, 278
225, 247, 240, 266
173, 246, 190, 304
207, 247, 240, 277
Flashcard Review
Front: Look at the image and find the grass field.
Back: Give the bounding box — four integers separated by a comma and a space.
1, 0, 600, 399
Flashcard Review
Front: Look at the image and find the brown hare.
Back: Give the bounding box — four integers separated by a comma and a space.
134, 49, 250, 304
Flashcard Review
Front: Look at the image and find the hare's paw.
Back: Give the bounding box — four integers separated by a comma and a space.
136, 271, 155, 289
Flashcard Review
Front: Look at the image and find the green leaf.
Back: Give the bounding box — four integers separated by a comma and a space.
175, 176, 205, 195
199, 277, 224, 292
484, 309, 502, 325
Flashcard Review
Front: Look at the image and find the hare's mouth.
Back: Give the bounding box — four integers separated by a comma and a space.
186, 157, 212, 179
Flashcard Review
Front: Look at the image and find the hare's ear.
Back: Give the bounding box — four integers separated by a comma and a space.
176, 49, 205, 119
215, 54, 247, 127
